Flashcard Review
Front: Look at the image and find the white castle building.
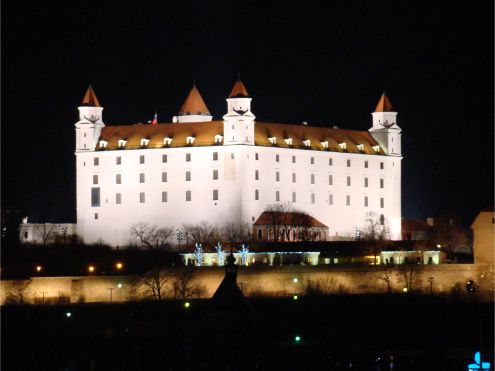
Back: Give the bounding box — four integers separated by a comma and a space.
75, 80, 402, 246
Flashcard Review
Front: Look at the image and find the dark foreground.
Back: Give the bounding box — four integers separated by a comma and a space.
2, 295, 493, 371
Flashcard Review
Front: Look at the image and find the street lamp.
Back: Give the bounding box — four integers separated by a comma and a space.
36, 265, 42, 273
176, 229, 184, 248
88, 265, 95, 274
115, 262, 123, 270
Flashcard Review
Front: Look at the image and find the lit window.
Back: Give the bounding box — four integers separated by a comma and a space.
186, 136, 195, 145
311, 174, 315, 184
255, 189, 259, 200
346, 159, 351, 167
275, 190, 280, 202
380, 162, 384, 169
186, 153, 191, 162
329, 158, 333, 166
213, 169, 218, 180
268, 136, 277, 144
292, 192, 296, 203
140, 192, 145, 203
311, 193, 315, 204
292, 155, 296, 163
116, 156, 121, 165
186, 190, 191, 202
284, 137, 293, 145
364, 177, 368, 187
140, 138, 150, 147
213, 189, 219, 201
214, 135, 223, 144
357, 144, 364, 151
276, 154, 279, 162
380, 179, 384, 188
91, 187, 100, 207
373, 145, 380, 153
347, 176, 351, 186
329, 194, 333, 205
139, 173, 145, 183
255, 170, 259, 180
116, 193, 122, 204
186, 171, 191, 181
380, 198, 384, 208
162, 172, 167, 182
140, 155, 145, 164
328, 174, 333, 185
292, 173, 296, 183
93, 175, 98, 185
213, 152, 218, 161
116, 174, 121, 184
255, 153, 259, 160
364, 196, 368, 207
346, 195, 351, 206
118, 139, 127, 148
94, 157, 99, 166
339, 142, 347, 150
162, 154, 167, 163
364, 160, 368, 168
276, 171, 280, 182
162, 191, 167, 202
320, 140, 329, 149
310, 157, 314, 165
302, 139, 311, 147
163, 137, 173, 146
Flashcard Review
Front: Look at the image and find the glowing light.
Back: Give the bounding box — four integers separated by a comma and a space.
66, 312, 72, 318
402, 287, 408, 293
293, 295, 298, 300
294, 335, 301, 342
116, 262, 123, 270
117, 283, 123, 288
184, 302, 190, 308
88, 265, 95, 273
436, 244, 441, 248
36, 265, 42, 272
293, 278, 299, 283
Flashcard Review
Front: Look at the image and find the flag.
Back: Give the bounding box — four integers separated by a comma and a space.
152, 112, 158, 125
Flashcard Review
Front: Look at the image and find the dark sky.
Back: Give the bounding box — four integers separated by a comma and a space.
2, 0, 493, 226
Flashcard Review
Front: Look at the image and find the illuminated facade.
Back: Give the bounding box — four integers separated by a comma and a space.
75, 81, 402, 246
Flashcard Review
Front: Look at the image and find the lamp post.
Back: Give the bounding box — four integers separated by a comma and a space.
428, 277, 434, 295
176, 229, 184, 248
108, 287, 114, 303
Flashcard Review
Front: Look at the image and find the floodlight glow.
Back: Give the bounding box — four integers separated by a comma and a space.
293, 278, 299, 283
88, 265, 95, 273
116, 262, 123, 270
402, 287, 408, 293
36, 265, 42, 272
184, 302, 190, 308
293, 295, 298, 300
66, 312, 72, 318
117, 283, 123, 288
294, 335, 301, 342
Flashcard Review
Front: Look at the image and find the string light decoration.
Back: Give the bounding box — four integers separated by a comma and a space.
215, 242, 225, 266
194, 243, 203, 266
240, 244, 249, 266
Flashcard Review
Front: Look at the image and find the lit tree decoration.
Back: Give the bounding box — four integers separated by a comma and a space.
215, 242, 225, 266
194, 243, 203, 266
240, 244, 249, 266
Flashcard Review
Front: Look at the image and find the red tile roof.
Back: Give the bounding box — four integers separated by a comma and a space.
254, 211, 327, 228
179, 85, 210, 115
374, 92, 394, 112
81, 85, 101, 107
228, 79, 249, 98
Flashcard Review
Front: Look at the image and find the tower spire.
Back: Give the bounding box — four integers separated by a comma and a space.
176, 85, 212, 123
374, 92, 394, 112
81, 84, 101, 107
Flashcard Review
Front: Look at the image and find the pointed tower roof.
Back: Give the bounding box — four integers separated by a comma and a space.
179, 85, 211, 116
374, 92, 394, 112
228, 79, 249, 98
81, 85, 101, 107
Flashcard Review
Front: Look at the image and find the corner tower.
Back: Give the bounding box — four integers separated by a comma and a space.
223, 78, 256, 145
369, 92, 401, 156
75, 85, 105, 152
176, 84, 213, 123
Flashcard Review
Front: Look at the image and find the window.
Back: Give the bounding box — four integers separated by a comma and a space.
329, 158, 333, 166
380, 162, 384, 169
91, 188, 100, 207
231, 153, 234, 159
162, 154, 167, 163
213, 189, 219, 201
94, 157, 99, 166
380, 198, 384, 208
213, 152, 218, 161
364, 160, 368, 168
116, 156, 121, 165
347, 159, 351, 167
276, 171, 280, 182
328, 174, 333, 185
94, 213, 98, 220
140, 192, 145, 203
310, 157, 314, 165
275, 190, 280, 202
292, 155, 296, 163
380, 214, 385, 225
311, 174, 315, 184
162, 191, 168, 202
186, 190, 191, 201
257, 229, 262, 240
93, 175, 98, 185
292, 192, 296, 203
380, 179, 384, 188
140, 155, 145, 164
346, 195, 351, 206
347, 176, 351, 186
255, 153, 259, 160
213, 169, 218, 180
311, 193, 315, 204
292, 173, 296, 183
255, 189, 259, 200
364, 196, 368, 207
186, 153, 191, 162
276, 154, 279, 162
140, 173, 145, 183
364, 177, 368, 187
255, 170, 259, 180
162, 172, 167, 182
116, 174, 122, 184
116, 193, 122, 204
186, 171, 191, 181
329, 194, 333, 205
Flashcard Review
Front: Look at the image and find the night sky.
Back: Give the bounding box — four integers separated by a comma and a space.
2, 1, 493, 226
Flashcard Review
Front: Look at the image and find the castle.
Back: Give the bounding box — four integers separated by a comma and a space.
75, 80, 402, 246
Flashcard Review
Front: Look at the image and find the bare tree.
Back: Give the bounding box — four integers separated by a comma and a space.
397, 263, 423, 293
222, 220, 251, 247
173, 266, 206, 299
372, 266, 395, 293
264, 203, 294, 242
361, 212, 390, 264
4, 279, 32, 304
183, 220, 216, 246
33, 224, 56, 246
132, 267, 172, 300
305, 277, 347, 295
130, 222, 174, 251
291, 210, 318, 241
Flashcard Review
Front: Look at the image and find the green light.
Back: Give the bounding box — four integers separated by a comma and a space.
184, 302, 190, 308
293, 295, 298, 300
294, 335, 301, 342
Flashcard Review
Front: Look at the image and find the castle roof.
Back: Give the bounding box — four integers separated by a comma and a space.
81, 85, 101, 107
97, 121, 384, 154
228, 79, 249, 98
374, 92, 394, 112
179, 85, 211, 116
254, 211, 327, 228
